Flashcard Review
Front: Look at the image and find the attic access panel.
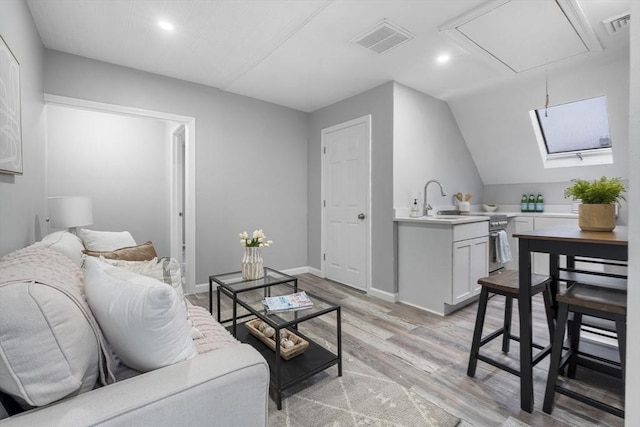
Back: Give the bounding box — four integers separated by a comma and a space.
440, 0, 602, 74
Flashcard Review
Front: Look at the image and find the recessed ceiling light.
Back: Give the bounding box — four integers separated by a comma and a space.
158, 21, 174, 31
436, 54, 450, 64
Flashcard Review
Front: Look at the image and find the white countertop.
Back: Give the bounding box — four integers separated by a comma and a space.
394, 215, 489, 225
394, 205, 578, 222
467, 211, 578, 219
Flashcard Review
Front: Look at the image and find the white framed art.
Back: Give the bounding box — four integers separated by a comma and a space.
0, 34, 22, 175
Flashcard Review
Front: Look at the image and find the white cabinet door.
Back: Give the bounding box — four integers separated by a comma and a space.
452, 240, 472, 304
470, 237, 489, 297
452, 236, 488, 305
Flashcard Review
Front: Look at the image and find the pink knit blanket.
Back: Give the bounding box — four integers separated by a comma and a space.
188, 303, 239, 354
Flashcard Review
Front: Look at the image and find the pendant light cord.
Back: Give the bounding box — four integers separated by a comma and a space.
545, 60, 549, 117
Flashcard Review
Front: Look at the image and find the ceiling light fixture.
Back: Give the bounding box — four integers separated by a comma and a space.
158, 21, 174, 31
436, 54, 450, 64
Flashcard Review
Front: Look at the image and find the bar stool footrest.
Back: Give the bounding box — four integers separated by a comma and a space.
532, 345, 552, 366
476, 354, 520, 377
479, 328, 507, 347
480, 332, 548, 352
555, 386, 624, 418
576, 354, 623, 378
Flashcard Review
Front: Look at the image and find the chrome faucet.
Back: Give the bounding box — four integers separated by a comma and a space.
423, 180, 447, 216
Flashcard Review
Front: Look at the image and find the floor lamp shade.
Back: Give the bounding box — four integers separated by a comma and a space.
48, 197, 93, 230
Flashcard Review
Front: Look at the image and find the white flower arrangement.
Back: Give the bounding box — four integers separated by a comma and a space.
239, 229, 273, 248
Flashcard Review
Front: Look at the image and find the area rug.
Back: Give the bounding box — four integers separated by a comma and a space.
268, 352, 460, 427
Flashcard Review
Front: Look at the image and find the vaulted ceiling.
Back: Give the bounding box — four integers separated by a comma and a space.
27, 0, 630, 112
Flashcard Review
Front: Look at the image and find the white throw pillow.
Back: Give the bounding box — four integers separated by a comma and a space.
0, 248, 100, 407
84, 257, 196, 372
98, 257, 203, 339
99, 257, 183, 295
0, 283, 100, 407
78, 229, 136, 252
34, 231, 86, 267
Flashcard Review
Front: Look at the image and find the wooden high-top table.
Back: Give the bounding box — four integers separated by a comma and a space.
513, 225, 628, 413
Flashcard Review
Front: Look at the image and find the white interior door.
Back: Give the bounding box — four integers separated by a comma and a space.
171, 125, 186, 273
322, 116, 370, 291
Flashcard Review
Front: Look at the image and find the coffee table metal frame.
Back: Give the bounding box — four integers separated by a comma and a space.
209, 267, 298, 336
209, 268, 341, 410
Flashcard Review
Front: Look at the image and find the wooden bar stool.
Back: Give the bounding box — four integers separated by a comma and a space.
467, 270, 554, 379
543, 283, 626, 418
558, 266, 627, 378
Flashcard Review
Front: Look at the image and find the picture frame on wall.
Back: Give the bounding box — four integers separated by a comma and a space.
0, 34, 22, 175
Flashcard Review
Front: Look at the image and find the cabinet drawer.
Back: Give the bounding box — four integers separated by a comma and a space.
534, 217, 577, 229
453, 221, 488, 241
515, 217, 534, 232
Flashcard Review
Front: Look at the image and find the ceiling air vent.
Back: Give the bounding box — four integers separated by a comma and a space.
603, 12, 630, 35
353, 20, 414, 55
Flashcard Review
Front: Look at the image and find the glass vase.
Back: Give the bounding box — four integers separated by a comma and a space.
241, 247, 264, 280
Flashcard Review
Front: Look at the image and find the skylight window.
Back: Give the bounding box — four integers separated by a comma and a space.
530, 96, 614, 168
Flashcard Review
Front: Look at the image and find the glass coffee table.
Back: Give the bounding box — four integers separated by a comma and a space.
209, 268, 342, 410
209, 267, 298, 336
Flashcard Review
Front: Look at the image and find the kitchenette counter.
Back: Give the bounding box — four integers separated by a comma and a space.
394, 206, 578, 222
394, 207, 580, 316
396, 216, 489, 316
394, 215, 489, 225
469, 211, 578, 219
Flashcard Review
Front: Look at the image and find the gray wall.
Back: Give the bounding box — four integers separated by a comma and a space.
626, 1, 640, 423
44, 50, 308, 284
0, 0, 46, 256
46, 105, 172, 255
307, 81, 484, 295
484, 182, 571, 207
393, 83, 483, 211
483, 180, 629, 225
448, 56, 630, 186
308, 82, 394, 293
484, 180, 629, 225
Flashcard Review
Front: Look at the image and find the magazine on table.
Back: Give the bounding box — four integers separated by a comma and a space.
263, 291, 313, 313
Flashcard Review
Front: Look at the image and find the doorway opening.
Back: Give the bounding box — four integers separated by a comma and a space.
44, 94, 197, 293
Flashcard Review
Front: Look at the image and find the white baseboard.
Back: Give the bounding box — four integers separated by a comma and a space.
280, 266, 311, 276
191, 266, 315, 294
191, 267, 397, 306
194, 282, 211, 294
400, 300, 445, 316
307, 267, 323, 277
367, 287, 398, 303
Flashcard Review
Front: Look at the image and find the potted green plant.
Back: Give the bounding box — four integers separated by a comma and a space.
564, 176, 626, 231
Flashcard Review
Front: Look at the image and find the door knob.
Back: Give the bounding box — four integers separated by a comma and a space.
358, 213, 366, 220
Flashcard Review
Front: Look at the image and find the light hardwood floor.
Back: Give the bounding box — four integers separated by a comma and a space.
188, 274, 624, 427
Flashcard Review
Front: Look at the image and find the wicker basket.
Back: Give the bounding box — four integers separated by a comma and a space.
245, 319, 309, 360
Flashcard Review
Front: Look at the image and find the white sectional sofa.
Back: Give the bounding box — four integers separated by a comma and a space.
0, 231, 269, 426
